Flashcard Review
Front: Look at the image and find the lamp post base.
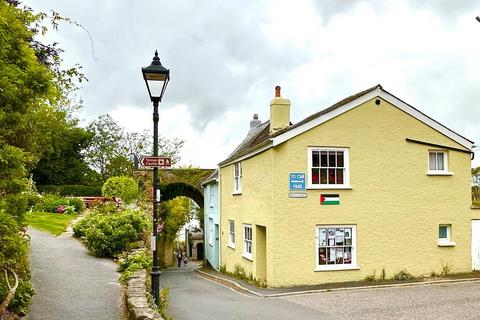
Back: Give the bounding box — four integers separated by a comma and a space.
151, 269, 162, 306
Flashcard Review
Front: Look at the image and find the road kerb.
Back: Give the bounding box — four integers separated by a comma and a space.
193, 269, 480, 298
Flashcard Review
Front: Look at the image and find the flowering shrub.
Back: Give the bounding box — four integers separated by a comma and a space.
73, 208, 148, 257
56, 205, 65, 214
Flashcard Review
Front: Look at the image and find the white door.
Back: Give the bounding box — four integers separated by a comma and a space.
472, 220, 480, 270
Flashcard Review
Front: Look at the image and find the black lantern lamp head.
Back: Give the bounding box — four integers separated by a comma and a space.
142, 50, 170, 102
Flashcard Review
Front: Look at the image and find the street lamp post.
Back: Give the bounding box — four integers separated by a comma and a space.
142, 50, 170, 307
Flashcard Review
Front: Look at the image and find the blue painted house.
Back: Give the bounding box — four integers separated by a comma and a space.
202, 169, 220, 270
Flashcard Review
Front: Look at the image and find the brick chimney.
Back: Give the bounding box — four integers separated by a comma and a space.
269, 86, 290, 134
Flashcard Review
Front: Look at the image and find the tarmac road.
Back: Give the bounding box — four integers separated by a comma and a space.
25, 228, 122, 320
161, 267, 324, 320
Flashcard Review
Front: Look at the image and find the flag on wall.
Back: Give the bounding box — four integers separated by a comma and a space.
320, 194, 339, 205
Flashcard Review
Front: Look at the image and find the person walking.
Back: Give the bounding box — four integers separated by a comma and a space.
176, 250, 182, 267
182, 250, 188, 266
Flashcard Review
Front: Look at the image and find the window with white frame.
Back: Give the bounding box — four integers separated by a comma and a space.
228, 220, 235, 248
317, 225, 356, 270
208, 218, 213, 246
438, 224, 455, 246
308, 147, 350, 188
243, 224, 252, 260
233, 162, 242, 193
428, 150, 448, 173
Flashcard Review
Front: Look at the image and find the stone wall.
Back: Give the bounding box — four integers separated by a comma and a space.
125, 270, 163, 320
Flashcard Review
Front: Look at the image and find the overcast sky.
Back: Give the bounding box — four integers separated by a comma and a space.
25, 0, 480, 168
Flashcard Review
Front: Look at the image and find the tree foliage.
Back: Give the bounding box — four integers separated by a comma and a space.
102, 176, 139, 204
0, 1, 86, 315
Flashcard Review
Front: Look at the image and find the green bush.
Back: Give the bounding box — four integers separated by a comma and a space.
393, 269, 414, 281
8, 279, 36, 315
35, 194, 84, 213
473, 186, 480, 202
4, 193, 28, 223
37, 184, 102, 196
102, 176, 138, 204
67, 197, 85, 213
118, 250, 152, 283
74, 209, 148, 257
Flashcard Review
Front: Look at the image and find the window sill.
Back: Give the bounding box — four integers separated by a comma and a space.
242, 253, 253, 261
427, 171, 453, 176
315, 265, 360, 271
437, 240, 456, 247
232, 191, 242, 195
307, 185, 353, 190
227, 244, 235, 250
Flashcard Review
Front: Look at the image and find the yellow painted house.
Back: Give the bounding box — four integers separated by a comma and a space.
218, 85, 477, 287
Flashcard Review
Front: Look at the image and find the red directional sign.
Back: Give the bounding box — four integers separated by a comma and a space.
141, 156, 172, 168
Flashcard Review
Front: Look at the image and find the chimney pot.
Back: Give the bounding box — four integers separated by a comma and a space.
253, 113, 258, 120
275, 86, 281, 98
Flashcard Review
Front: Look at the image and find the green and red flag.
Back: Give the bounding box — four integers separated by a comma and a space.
320, 194, 339, 205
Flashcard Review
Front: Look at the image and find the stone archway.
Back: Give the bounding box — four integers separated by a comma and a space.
133, 168, 213, 267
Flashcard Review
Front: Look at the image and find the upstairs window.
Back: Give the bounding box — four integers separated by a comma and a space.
234, 162, 242, 193
308, 147, 350, 188
428, 151, 448, 174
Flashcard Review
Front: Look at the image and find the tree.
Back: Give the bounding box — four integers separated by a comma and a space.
102, 176, 139, 204
124, 130, 184, 167
85, 114, 125, 182
32, 127, 96, 185
0, 1, 85, 315
86, 115, 185, 180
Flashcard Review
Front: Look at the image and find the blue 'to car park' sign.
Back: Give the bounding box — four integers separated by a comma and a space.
289, 172, 306, 191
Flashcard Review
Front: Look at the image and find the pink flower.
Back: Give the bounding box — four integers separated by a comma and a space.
56, 205, 66, 214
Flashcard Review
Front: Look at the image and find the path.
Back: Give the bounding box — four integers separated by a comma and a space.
161, 266, 323, 320
26, 228, 122, 320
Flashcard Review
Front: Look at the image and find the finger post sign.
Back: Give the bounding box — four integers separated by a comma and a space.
141, 156, 172, 168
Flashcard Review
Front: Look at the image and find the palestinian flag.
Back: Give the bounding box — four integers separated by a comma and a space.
320, 194, 339, 205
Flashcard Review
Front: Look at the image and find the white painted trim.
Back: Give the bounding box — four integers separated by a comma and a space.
427, 172, 453, 176
220, 142, 272, 167
315, 224, 357, 271
273, 89, 381, 147
307, 186, 353, 190
380, 91, 473, 149
243, 224, 253, 259
437, 240, 456, 247
472, 220, 480, 271
242, 253, 253, 261
307, 147, 350, 189
315, 266, 360, 271
233, 162, 242, 194
272, 88, 473, 150
228, 219, 235, 249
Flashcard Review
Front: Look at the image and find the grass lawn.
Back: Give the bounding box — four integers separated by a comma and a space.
25, 212, 78, 236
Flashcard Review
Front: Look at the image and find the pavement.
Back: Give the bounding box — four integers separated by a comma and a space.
25, 228, 122, 320
195, 267, 480, 297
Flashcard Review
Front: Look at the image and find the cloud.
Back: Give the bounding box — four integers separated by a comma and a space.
25, 0, 480, 168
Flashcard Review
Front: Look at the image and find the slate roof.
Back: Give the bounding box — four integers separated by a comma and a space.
201, 168, 219, 186
219, 84, 473, 166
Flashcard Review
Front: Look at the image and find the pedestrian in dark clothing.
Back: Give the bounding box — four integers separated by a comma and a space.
176, 251, 182, 267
